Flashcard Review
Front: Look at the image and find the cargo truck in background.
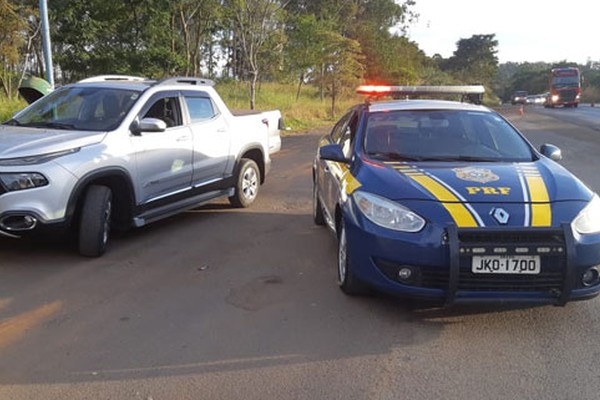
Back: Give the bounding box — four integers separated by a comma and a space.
544, 67, 581, 108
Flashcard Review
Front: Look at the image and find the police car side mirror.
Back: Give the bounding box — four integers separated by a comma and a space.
319, 144, 349, 164
540, 144, 562, 161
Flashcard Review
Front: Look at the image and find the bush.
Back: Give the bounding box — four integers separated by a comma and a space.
215, 81, 361, 132
582, 87, 600, 104
0, 96, 26, 122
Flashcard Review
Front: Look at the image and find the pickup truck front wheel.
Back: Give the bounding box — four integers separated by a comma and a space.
78, 185, 112, 257
229, 158, 260, 208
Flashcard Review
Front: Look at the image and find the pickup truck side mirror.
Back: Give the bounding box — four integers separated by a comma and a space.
130, 117, 167, 135
319, 144, 350, 164
540, 143, 562, 161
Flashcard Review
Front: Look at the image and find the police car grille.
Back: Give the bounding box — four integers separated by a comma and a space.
457, 231, 564, 245
418, 264, 564, 292
455, 228, 566, 292
457, 270, 563, 291
406, 229, 568, 291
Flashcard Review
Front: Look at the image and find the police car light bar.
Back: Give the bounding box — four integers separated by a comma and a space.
356, 85, 485, 97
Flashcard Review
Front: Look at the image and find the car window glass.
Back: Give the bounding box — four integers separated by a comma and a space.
330, 112, 352, 143
365, 110, 533, 162
185, 96, 217, 123
10, 87, 139, 131
143, 97, 181, 128
341, 113, 358, 158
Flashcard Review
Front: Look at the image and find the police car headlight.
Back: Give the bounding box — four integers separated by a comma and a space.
354, 191, 425, 232
573, 194, 600, 235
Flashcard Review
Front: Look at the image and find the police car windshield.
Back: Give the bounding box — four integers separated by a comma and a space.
364, 110, 534, 162
7, 86, 141, 132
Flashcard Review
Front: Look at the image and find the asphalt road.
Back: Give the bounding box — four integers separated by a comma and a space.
1, 105, 600, 399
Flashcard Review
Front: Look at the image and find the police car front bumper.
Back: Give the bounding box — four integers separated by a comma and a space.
343, 210, 600, 306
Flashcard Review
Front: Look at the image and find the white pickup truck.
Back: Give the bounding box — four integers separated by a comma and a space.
0, 75, 282, 256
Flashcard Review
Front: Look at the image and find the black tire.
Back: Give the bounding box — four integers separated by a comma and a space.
313, 184, 325, 226
229, 158, 260, 208
78, 185, 112, 257
337, 221, 368, 295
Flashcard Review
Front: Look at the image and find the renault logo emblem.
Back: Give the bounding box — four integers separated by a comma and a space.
491, 208, 510, 225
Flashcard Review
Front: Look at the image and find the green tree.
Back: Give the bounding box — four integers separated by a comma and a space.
50, 0, 185, 81
223, 0, 288, 109
0, 0, 37, 98
319, 31, 364, 117
284, 14, 332, 99
441, 34, 499, 86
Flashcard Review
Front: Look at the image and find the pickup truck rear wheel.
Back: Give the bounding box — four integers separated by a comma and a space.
229, 158, 260, 208
78, 185, 112, 257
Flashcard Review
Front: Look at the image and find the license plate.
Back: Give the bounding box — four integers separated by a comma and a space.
471, 255, 541, 274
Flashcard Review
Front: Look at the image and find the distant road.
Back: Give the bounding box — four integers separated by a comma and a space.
534, 103, 600, 131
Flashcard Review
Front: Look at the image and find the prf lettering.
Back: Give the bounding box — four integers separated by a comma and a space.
466, 186, 511, 195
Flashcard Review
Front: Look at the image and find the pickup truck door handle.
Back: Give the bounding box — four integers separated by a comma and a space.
217, 127, 227, 133
176, 136, 190, 142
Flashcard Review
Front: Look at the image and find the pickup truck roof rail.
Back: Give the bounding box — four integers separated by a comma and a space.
78, 75, 149, 83
154, 77, 216, 87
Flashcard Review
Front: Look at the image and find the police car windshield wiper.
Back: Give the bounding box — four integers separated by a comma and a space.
367, 151, 424, 161
419, 155, 501, 162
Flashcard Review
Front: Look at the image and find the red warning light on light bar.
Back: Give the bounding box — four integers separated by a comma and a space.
356, 85, 392, 95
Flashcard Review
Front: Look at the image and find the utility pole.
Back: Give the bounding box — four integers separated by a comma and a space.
39, 0, 54, 88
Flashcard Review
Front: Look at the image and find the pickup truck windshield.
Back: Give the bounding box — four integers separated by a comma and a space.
5, 86, 141, 132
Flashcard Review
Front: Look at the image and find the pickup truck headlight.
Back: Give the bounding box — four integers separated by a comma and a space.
573, 194, 600, 235
354, 191, 425, 232
0, 173, 49, 191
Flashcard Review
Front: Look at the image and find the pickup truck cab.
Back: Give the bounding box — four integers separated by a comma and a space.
0, 76, 282, 256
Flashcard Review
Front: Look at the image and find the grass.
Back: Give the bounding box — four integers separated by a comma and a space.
0, 96, 26, 122
215, 81, 361, 132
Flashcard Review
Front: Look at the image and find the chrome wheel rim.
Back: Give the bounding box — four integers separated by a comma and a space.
242, 167, 258, 200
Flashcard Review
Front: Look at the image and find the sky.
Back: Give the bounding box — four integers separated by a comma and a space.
406, 0, 597, 64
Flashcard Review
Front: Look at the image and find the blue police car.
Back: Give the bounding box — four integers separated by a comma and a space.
312, 85, 600, 305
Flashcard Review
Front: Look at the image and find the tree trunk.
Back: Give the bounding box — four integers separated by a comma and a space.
331, 79, 336, 118
320, 64, 325, 101
250, 70, 258, 110
296, 73, 304, 101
